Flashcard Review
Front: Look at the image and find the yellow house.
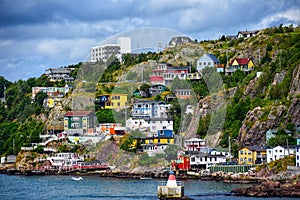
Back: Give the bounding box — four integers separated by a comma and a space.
238, 146, 267, 165
144, 137, 174, 145
96, 94, 128, 110
229, 58, 254, 71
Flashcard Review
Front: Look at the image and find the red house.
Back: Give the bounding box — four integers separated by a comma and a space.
150, 63, 190, 86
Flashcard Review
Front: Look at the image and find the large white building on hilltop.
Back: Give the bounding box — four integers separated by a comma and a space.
90, 44, 121, 62
90, 37, 131, 62
117, 37, 131, 54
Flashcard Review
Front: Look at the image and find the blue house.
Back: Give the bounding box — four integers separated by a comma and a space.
155, 129, 173, 138
149, 84, 166, 97
196, 53, 221, 72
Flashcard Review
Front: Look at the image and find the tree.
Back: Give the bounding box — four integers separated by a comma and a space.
220, 35, 226, 41
34, 92, 48, 107
267, 134, 296, 147
164, 145, 180, 161
96, 109, 116, 123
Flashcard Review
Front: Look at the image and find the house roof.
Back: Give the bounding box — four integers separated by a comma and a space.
185, 138, 206, 142
238, 30, 259, 35
241, 145, 266, 152
199, 53, 220, 63
207, 53, 220, 63
64, 111, 93, 117
229, 58, 252, 65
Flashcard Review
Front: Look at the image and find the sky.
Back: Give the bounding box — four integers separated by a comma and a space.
0, 0, 300, 82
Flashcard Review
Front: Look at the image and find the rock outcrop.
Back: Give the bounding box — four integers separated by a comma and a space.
232, 180, 300, 197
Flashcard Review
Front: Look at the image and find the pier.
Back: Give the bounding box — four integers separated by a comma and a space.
210, 164, 258, 173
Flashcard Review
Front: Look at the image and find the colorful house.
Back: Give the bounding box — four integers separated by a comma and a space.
149, 84, 167, 97
64, 111, 96, 135
131, 100, 171, 119
175, 89, 192, 99
98, 123, 125, 135
226, 58, 254, 74
185, 138, 207, 152
267, 145, 296, 163
196, 53, 221, 72
238, 146, 267, 165
95, 94, 127, 110
134, 134, 174, 156
149, 63, 190, 86
172, 151, 191, 171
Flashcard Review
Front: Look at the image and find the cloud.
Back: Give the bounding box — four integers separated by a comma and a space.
0, 0, 300, 81
257, 8, 300, 28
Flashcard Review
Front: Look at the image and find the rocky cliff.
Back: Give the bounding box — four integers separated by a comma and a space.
237, 64, 300, 146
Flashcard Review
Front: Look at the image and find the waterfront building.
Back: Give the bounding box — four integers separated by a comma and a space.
238, 146, 267, 165
267, 145, 296, 163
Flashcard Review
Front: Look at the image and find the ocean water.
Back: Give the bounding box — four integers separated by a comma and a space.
0, 174, 298, 200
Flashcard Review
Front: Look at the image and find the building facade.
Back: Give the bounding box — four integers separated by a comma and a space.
64, 111, 96, 135
90, 44, 121, 62
267, 145, 295, 163
196, 53, 220, 72
226, 58, 254, 74
149, 63, 190, 86
95, 94, 128, 110
46, 68, 75, 82
238, 146, 267, 165
237, 30, 259, 38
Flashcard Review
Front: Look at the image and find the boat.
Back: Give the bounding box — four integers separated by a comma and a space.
140, 176, 152, 180
71, 176, 83, 181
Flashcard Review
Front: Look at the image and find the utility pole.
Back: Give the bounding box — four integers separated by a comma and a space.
228, 135, 231, 162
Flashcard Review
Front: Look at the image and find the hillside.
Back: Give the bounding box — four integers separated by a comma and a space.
0, 24, 299, 165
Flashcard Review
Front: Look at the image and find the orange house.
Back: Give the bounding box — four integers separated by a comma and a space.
99, 123, 125, 135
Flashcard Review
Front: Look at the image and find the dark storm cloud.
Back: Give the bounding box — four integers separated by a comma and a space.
0, 0, 300, 81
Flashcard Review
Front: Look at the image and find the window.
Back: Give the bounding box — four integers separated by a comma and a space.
240, 150, 243, 155
191, 157, 195, 162
248, 158, 252, 162
199, 62, 202, 65
203, 62, 206, 65
117, 102, 120, 106
208, 62, 211, 66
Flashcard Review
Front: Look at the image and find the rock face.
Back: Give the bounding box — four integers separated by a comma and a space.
237, 64, 300, 146
237, 107, 267, 146
232, 180, 300, 197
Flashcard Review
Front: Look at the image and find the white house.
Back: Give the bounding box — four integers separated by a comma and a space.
131, 100, 171, 119
126, 117, 173, 134
185, 138, 207, 152
196, 53, 221, 72
267, 145, 296, 163
190, 153, 226, 169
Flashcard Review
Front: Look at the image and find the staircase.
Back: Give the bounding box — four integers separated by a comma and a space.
184, 101, 201, 140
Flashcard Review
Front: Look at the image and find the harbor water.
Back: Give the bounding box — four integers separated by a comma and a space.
0, 174, 298, 200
